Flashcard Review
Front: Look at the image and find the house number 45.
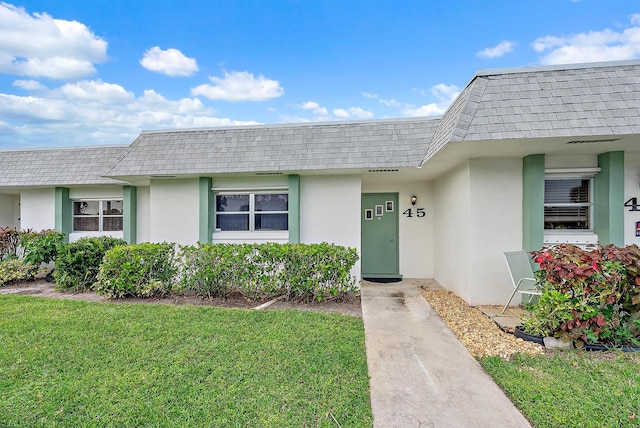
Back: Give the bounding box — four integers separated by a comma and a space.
403, 208, 426, 218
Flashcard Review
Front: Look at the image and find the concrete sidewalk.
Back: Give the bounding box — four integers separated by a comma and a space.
361, 279, 531, 427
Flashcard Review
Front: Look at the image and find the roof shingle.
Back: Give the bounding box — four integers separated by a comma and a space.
0, 146, 128, 186
106, 118, 438, 177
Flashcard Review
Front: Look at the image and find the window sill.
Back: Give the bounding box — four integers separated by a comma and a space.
544, 232, 598, 246
69, 231, 124, 243
212, 230, 289, 244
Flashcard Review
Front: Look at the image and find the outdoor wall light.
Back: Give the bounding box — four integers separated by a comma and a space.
411, 195, 417, 205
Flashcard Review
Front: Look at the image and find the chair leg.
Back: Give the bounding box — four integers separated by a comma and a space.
502, 289, 518, 314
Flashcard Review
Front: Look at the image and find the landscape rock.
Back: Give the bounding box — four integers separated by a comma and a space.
543, 336, 573, 350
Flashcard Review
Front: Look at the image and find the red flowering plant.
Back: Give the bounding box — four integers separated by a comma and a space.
523, 244, 640, 347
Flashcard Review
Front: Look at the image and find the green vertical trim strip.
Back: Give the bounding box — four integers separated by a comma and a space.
522, 154, 545, 252
54, 187, 71, 243
595, 151, 624, 246
199, 177, 214, 243
288, 174, 300, 243
123, 186, 137, 244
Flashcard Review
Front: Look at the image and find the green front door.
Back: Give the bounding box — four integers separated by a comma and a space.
361, 193, 400, 278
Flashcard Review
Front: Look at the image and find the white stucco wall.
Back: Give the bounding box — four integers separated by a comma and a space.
136, 186, 151, 243
624, 152, 640, 246
69, 187, 123, 199
434, 158, 523, 305
20, 188, 55, 231
361, 179, 434, 278
300, 175, 362, 280
0, 194, 19, 228
545, 154, 597, 169
468, 158, 523, 305
149, 179, 200, 244
434, 161, 472, 301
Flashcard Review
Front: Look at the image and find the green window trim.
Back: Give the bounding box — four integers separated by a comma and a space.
522, 155, 544, 252
595, 151, 624, 246
199, 177, 214, 244
54, 187, 72, 243
123, 186, 137, 244
288, 174, 300, 243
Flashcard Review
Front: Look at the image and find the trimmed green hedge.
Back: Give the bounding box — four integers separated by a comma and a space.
54, 237, 127, 291
95, 242, 358, 302
95, 243, 179, 298
180, 242, 358, 302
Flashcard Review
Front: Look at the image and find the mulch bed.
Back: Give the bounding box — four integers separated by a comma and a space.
420, 288, 543, 359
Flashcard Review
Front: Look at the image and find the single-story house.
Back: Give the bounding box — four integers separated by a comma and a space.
2, 60, 640, 305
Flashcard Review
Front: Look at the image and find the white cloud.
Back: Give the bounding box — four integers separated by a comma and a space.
59, 80, 133, 104
347, 107, 373, 119
295, 101, 372, 121
476, 41, 516, 59
140, 46, 198, 77
297, 100, 329, 118
362, 92, 402, 107
191, 71, 284, 101
332, 107, 374, 119
300, 101, 320, 109
13, 79, 46, 91
333, 108, 350, 118
0, 79, 261, 147
532, 15, 640, 64
402, 83, 460, 117
0, 3, 107, 79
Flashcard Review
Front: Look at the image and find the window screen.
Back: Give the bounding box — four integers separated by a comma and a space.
544, 179, 591, 230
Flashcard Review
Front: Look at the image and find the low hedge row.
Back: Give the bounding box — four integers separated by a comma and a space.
179, 243, 359, 302
95, 243, 179, 298
54, 236, 127, 291
93, 242, 358, 302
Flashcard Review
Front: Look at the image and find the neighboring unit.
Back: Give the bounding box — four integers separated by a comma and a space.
2, 60, 639, 305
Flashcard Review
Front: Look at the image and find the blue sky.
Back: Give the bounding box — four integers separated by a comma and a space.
0, 0, 639, 148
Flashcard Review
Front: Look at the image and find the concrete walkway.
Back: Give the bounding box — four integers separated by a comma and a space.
361, 279, 531, 427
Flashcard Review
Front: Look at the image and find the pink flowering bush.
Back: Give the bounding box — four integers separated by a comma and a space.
523, 244, 640, 347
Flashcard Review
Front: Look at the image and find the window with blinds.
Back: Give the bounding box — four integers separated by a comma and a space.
215, 193, 288, 232
544, 178, 591, 230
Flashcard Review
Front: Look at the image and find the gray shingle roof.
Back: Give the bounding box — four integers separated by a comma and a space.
3, 61, 639, 186
423, 61, 640, 163
107, 118, 438, 177
0, 146, 128, 186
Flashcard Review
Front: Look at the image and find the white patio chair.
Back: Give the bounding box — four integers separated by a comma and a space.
501, 251, 542, 314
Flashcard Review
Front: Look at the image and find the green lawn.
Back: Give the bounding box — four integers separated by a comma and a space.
481, 352, 640, 428
0, 295, 372, 427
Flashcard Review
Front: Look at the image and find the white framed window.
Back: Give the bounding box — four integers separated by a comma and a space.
73, 200, 123, 232
215, 192, 288, 232
544, 178, 592, 231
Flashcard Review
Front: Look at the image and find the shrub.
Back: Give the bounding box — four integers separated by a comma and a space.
180, 243, 253, 299
0, 259, 38, 286
54, 236, 126, 291
95, 243, 179, 298
524, 244, 640, 347
180, 242, 358, 302
279, 243, 359, 302
19, 229, 65, 266
0, 227, 21, 261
